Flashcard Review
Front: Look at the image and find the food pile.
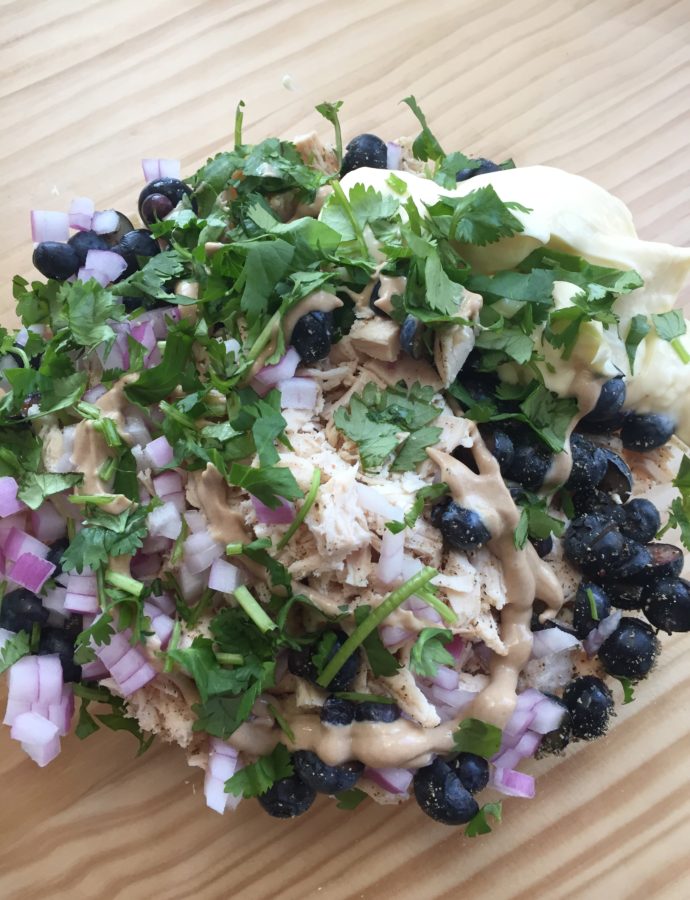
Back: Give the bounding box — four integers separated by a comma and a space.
1, 98, 689, 834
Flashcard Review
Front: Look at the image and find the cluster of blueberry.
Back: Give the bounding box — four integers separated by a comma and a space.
0, 538, 81, 683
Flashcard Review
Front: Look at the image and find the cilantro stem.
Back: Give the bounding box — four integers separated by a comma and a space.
98, 457, 116, 481
234, 99, 245, 149
68, 494, 119, 506
164, 620, 181, 674
94, 418, 122, 448
67, 517, 75, 541
188, 586, 213, 627
317, 566, 439, 688
215, 651, 244, 666
329, 179, 369, 258
76, 401, 101, 420
30, 621, 41, 652
247, 311, 280, 363
671, 337, 690, 364
159, 400, 197, 430
0, 448, 20, 476
277, 467, 321, 551
233, 585, 276, 633
105, 570, 144, 598
416, 587, 458, 624
225, 542, 243, 556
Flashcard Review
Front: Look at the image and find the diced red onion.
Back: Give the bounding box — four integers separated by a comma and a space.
8, 656, 40, 703
43, 585, 67, 616
31, 210, 69, 243
84, 248, 127, 284
503, 706, 536, 741
208, 752, 239, 782
11, 711, 59, 745
377, 527, 405, 585
163, 491, 186, 514
530, 697, 567, 734
83, 384, 107, 404
136, 308, 173, 340
208, 558, 244, 594
386, 141, 403, 169
91, 209, 120, 236
405, 595, 443, 624
119, 663, 156, 696
144, 435, 174, 469
124, 414, 152, 449
381, 625, 414, 648
68, 196, 95, 231
355, 483, 401, 520
142, 158, 180, 181
584, 610, 622, 657
178, 563, 208, 600
93, 630, 132, 669
21, 734, 61, 767
110, 647, 149, 684
81, 659, 109, 681
143, 603, 174, 648
365, 767, 413, 794
428, 685, 477, 712
10, 553, 56, 593
210, 737, 239, 758
184, 510, 207, 533
30, 503, 67, 543
4, 527, 50, 562
37, 655, 63, 705
515, 688, 546, 712
64, 592, 99, 614
531, 627, 581, 659
3, 698, 30, 727
66, 572, 97, 596
147, 500, 182, 540
513, 730, 541, 759
491, 748, 523, 771
47, 685, 74, 736
490, 767, 536, 799
0, 477, 27, 517
277, 377, 319, 410
0, 512, 26, 542
204, 776, 230, 815
141, 533, 170, 555
446, 635, 466, 663
253, 348, 300, 392
131, 551, 162, 580
153, 471, 183, 498
77, 267, 109, 287
430, 665, 459, 691
251, 495, 295, 526
150, 592, 176, 616
183, 532, 224, 574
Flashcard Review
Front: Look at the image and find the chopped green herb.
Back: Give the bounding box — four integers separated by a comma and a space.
335, 787, 368, 810
465, 801, 503, 837
616, 676, 635, 704
586, 588, 600, 622
453, 718, 502, 758
225, 742, 293, 798
0, 630, 30, 674
409, 627, 454, 677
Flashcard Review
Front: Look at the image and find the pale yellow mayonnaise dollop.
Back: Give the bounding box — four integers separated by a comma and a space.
337, 166, 690, 440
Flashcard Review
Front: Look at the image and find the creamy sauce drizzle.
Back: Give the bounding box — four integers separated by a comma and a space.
544, 369, 602, 487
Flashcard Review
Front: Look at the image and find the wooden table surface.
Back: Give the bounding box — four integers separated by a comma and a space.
1, 1, 690, 897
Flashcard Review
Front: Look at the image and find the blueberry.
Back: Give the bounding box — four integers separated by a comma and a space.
598, 449, 633, 501
570, 489, 626, 526
621, 498, 660, 544
605, 541, 652, 583
287, 629, 360, 693
563, 515, 649, 582
448, 752, 489, 794
68, 230, 110, 266
354, 701, 401, 723
636, 543, 684, 583
32, 242, 80, 280
38, 626, 81, 683
573, 582, 611, 639
505, 439, 552, 491
368, 281, 385, 317
400, 315, 428, 359
431, 500, 491, 551
291, 311, 333, 363
621, 412, 675, 452
113, 229, 160, 278
455, 158, 502, 182
563, 675, 614, 740
320, 696, 355, 726
642, 577, 690, 633
257, 773, 316, 819
579, 376, 626, 430
46, 538, 69, 578
413, 758, 479, 825
535, 694, 572, 756
565, 435, 608, 491
482, 428, 514, 475
598, 617, 659, 680
138, 178, 193, 226
340, 134, 388, 177
0, 588, 49, 632
293, 750, 363, 794
530, 535, 553, 558
607, 582, 645, 610
455, 369, 498, 406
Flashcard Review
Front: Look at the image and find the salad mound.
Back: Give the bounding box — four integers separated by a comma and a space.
1, 98, 690, 832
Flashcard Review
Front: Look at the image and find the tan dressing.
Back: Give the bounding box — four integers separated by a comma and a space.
544, 369, 603, 488
190, 464, 250, 546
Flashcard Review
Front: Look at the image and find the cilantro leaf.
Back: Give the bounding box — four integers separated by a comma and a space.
662, 454, 690, 551
386, 482, 449, 534
112, 250, 186, 303
17, 472, 82, 510
465, 801, 503, 837
624, 314, 651, 372
514, 508, 529, 550
409, 627, 454, 677
336, 787, 368, 810
616, 676, 635, 704
392, 424, 443, 472
168, 636, 271, 703
73, 683, 154, 755
125, 326, 196, 405
238, 239, 294, 316
426, 187, 527, 247
652, 310, 690, 364
334, 396, 399, 470
519, 385, 579, 453
354, 606, 400, 677
401, 95, 445, 162
192, 690, 263, 739
225, 742, 293, 798
228, 462, 303, 508
62, 506, 150, 573
475, 320, 535, 365
315, 100, 344, 165
59, 280, 125, 349
0, 630, 30, 674
453, 717, 502, 758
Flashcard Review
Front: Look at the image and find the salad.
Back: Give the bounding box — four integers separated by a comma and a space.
1, 97, 689, 834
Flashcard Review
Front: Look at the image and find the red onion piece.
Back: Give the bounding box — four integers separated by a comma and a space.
84, 248, 127, 283
365, 766, 413, 794
8, 656, 39, 703
377, 527, 405, 585
159, 159, 181, 179
91, 209, 120, 235
66, 572, 97, 596
31, 210, 69, 243
381, 625, 414, 647
4, 527, 50, 562
143, 603, 174, 648
430, 664, 459, 691
277, 377, 319, 410
30, 503, 67, 543
208, 558, 244, 593
386, 141, 403, 169
150, 592, 176, 617
0, 513, 27, 543
93, 630, 131, 669
583, 610, 622, 657
11, 711, 59, 745
10, 553, 56, 593
253, 348, 300, 392
144, 435, 174, 469
48, 685, 74, 736
184, 511, 207, 533
490, 767, 536, 799
3, 698, 30, 727
178, 562, 208, 600
153, 470, 183, 499
77, 267, 109, 287
81, 659, 109, 681
64, 592, 99, 614
251, 495, 295, 526
119, 663, 156, 696
110, 647, 149, 684
446, 635, 466, 663
131, 551, 162, 580
37, 655, 63, 705
163, 491, 186, 514
83, 384, 107, 404
183, 532, 224, 574
427, 685, 477, 713
355, 483, 400, 520
142, 159, 161, 181
0, 477, 27, 517
21, 734, 61, 767
531, 627, 581, 659
530, 697, 567, 734
68, 196, 95, 231
147, 500, 182, 540
491, 748, 523, 771
502, 707, 536, 741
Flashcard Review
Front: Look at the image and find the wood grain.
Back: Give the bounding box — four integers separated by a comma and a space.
1, 1, 690, 897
